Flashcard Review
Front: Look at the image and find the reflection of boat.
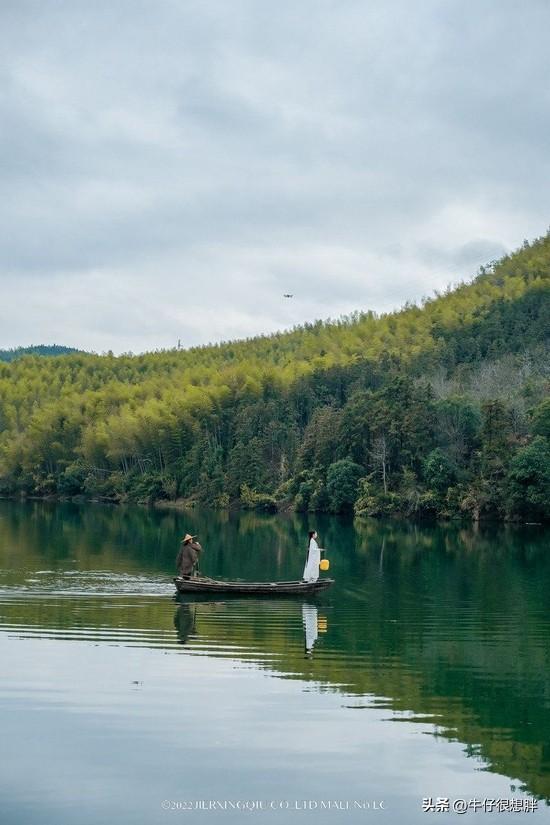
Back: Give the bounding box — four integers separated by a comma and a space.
173, 576, 334, 595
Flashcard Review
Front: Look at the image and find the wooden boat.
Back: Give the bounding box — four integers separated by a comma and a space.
174, 575, 334, 596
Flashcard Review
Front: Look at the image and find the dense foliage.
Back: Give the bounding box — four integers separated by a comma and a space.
1, 234, 549, 521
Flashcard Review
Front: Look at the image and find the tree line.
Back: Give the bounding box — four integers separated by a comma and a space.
0, 344, 82, 362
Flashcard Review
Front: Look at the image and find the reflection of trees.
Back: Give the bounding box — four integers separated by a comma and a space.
177, 593, 550, 803
0, 500, 182, 572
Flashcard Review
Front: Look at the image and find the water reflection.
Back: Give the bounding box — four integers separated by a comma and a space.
0, 500, 549, 805
174, 603, 197, 646
302, 603, 318, 657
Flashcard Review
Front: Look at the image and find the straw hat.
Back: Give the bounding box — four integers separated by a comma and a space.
182, 533, 196, 543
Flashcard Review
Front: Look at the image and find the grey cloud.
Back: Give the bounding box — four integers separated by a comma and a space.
417, 240, 509, 276
0, 0, 549, 351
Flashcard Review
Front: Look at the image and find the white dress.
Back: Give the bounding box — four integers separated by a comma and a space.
303, 537, 321, 582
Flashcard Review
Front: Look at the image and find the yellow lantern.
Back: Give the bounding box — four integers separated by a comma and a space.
319, 558, 330, 571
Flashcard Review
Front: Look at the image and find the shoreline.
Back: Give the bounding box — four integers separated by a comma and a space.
0, 492, 545, 526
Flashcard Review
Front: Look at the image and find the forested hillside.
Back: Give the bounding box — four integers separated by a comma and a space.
0, 345, 82, 362
1, 234, 549, 521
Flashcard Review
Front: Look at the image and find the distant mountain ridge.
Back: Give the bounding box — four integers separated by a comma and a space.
0, 345, 82, 362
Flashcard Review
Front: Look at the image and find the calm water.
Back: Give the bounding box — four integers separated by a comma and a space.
0, 501, 549, 825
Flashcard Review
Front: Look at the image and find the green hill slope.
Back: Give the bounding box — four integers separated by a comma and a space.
0, 233, 548, 521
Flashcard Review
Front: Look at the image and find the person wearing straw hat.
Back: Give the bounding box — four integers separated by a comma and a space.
176, 533, 203, 579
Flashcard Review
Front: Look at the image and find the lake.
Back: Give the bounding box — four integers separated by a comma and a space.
0, 500, 548, 824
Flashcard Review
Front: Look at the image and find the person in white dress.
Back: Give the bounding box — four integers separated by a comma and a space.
302, 530, 325, 582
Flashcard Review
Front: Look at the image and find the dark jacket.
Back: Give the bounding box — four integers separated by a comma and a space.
176, 540, 202, 577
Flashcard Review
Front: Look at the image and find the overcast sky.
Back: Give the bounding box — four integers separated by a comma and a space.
1, 0, 549, 354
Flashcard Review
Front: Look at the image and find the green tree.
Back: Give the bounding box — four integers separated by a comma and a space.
531, 398, 550, 438
435, 396, 480, 464
507, 437, 550, 521
423, 448, 456, 495
326, 459, 363, 513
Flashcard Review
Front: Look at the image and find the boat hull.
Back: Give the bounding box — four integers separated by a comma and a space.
173, 576, 334, 595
